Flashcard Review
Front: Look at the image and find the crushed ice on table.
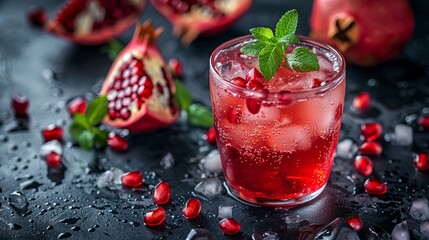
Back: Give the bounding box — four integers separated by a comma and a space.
392, 124, 413, 146
315, 218, 359, 240
391, 221, 410, 240
410, 197, 429, 221
218, 205, 233, 219
335, 139, 357, 159
160, 152, 175, 169
40, 140, 63, 156
96, 168, 124, 190
8, 191, 29, 213
201, 149, 222, 174
252, 231, 279, 240
216, 60, 247, 79
193, 177, 224, 200
185, 228, 217, 240
420, 221, 429, 237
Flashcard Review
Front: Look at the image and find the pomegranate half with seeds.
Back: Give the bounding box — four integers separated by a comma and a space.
100, 21, 179, 132
151, 0, 252, 44
46, 0, 147, 45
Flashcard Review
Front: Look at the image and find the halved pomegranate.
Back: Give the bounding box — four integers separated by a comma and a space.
46, 0, 147, 45
151, 0, 252, 44
100, 21, 179, 132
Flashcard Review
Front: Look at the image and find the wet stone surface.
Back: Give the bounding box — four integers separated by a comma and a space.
1, 0, 429, 239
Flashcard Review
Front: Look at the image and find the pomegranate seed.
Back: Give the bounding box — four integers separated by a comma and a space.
361, 122, 383, 141
346, 216, 363, 231
245, 68, 264, 82
354, 156, 374, 176
246, 80, 264, 90
359, 142, 382, 156
246, 98, 261, 114
312, 78, 323, 88
182, 198, 201, 219
206, 127, 216, 144
121, 171, 143, 188
156, 83, 164, 94
418, 116, 429, 130
414, 152, 429, 171
11, 94, 29, 116
137, 86, 153, 99
353, 92, 371, 111
227, 106, 241, 124
108, 110, 117, 120
168, 58, 183, 77
67, 97, 87, 116
42, 125, 64, 142
364, 178, 387, 195
219, 218, 241, 235
119, 108, 131, 120
27, 5, 48, 26
153, 181, 171, 205
45, 151, 62, 168
107, 133, 128, 152
144, 206, 166, 227
230, 77, 246, 87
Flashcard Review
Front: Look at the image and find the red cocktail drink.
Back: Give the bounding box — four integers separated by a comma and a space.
209, 35, 346, 206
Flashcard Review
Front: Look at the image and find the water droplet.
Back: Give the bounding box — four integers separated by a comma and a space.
47, 225, 54, 230
87, 227, 96, 232
8, 191, 29, 213
57, 232, 72, 239
8, 223, 22, 230
59, 217, 80, 225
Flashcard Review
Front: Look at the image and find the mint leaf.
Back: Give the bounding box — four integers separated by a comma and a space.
250, 27, 274, 42
92, 128, 109, 148
287, 47, 320, 72
240, 40, 266, 56
174, 80, 192, 110
275, 9, 298, 37
187, 104, 214, 127
69, 122, 86, 142
103, 39, 124, 61
258, 44, 284, 82
77, 130, 95, 151
278, 33, 300, 48
73, 113, 91, 129
85, 96, 108, 126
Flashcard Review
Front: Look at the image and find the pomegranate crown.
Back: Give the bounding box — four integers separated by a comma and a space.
134, 21, 164, 44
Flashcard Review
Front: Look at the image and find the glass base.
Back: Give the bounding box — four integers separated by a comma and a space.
224, 182, 327, 207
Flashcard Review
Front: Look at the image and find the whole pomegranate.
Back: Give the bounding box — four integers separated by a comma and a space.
46, 0, 147, 45
151, 0, 252, 44
310, 0, 414, 66
99, 21, 179, 132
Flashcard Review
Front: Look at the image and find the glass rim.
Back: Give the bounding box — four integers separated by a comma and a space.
209, 35, 346, 103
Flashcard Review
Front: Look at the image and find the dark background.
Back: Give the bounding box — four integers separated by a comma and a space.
0, 0, 429, 239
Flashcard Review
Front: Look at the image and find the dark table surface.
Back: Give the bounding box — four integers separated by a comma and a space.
1, 0, 429, 239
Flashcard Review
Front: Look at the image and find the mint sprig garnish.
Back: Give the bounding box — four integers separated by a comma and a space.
102, 39, 124, 61
240, 9, 320, 81
68, 96, 109, 151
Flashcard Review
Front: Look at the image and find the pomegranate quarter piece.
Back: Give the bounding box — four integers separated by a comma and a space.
153, 181, 171, 205
67, 97, 87, 116
364, 178, 387, 195
42, 125, 64, 142
354, 155, 374, 176
219, 218, 241, 235
352, 92, 371, 111
121, 171, 143, 188
414, 152, 429, 172
346, 216, 363, 231
11, 94, 29, 116
361, 122, 383, 141
46, 0, 147, 45
144, 206, 166, 227
107, 133, 128, 152
182, 198, 201, 219
100, 21, 179, 132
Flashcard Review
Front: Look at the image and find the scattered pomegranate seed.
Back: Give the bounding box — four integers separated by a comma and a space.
246, 80, 264, 90
107, 133, 128, 152
219, 218, 241, 235
227, 106, 241, 124
346, 216, 363, 231
354, 156, 374, 176
206, 127, 216, 144
11, 94, 29, 116
414, 152, 429, 171
246, 98, 261, 114
353, 91, 371, 111
153, 181, 171, 205
230, 77, 247, 87
168, 58, 183, 77
418, 116, 429, 130
121, 171, 143, 188
359, 142, 382, 156
41, 125, 64, 142
67, 97, 87, 116
27, 5, 48, 26
364, 178, 387, 195
182, 198, 201, 219
361, 123, 383, 141
144, 206, 166, 227
45, 151, 62, 168
245, 68, 264, 82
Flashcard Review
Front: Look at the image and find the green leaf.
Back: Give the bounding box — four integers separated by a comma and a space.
240, 40, 266, 56
287, 47, 320, 72
186, 104, 214, 127
85, 96, 108, 126
275, 9, 298, 37
73, 113, 91, 129
103, 40, 124, 61
68, 122, 86, 142
77, 130, 95, 151
278, 33, 300, 45
174, 80, 192, 110
92, 128, 109, 148
250, 27, 274, 41
258, 44, 284, 82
